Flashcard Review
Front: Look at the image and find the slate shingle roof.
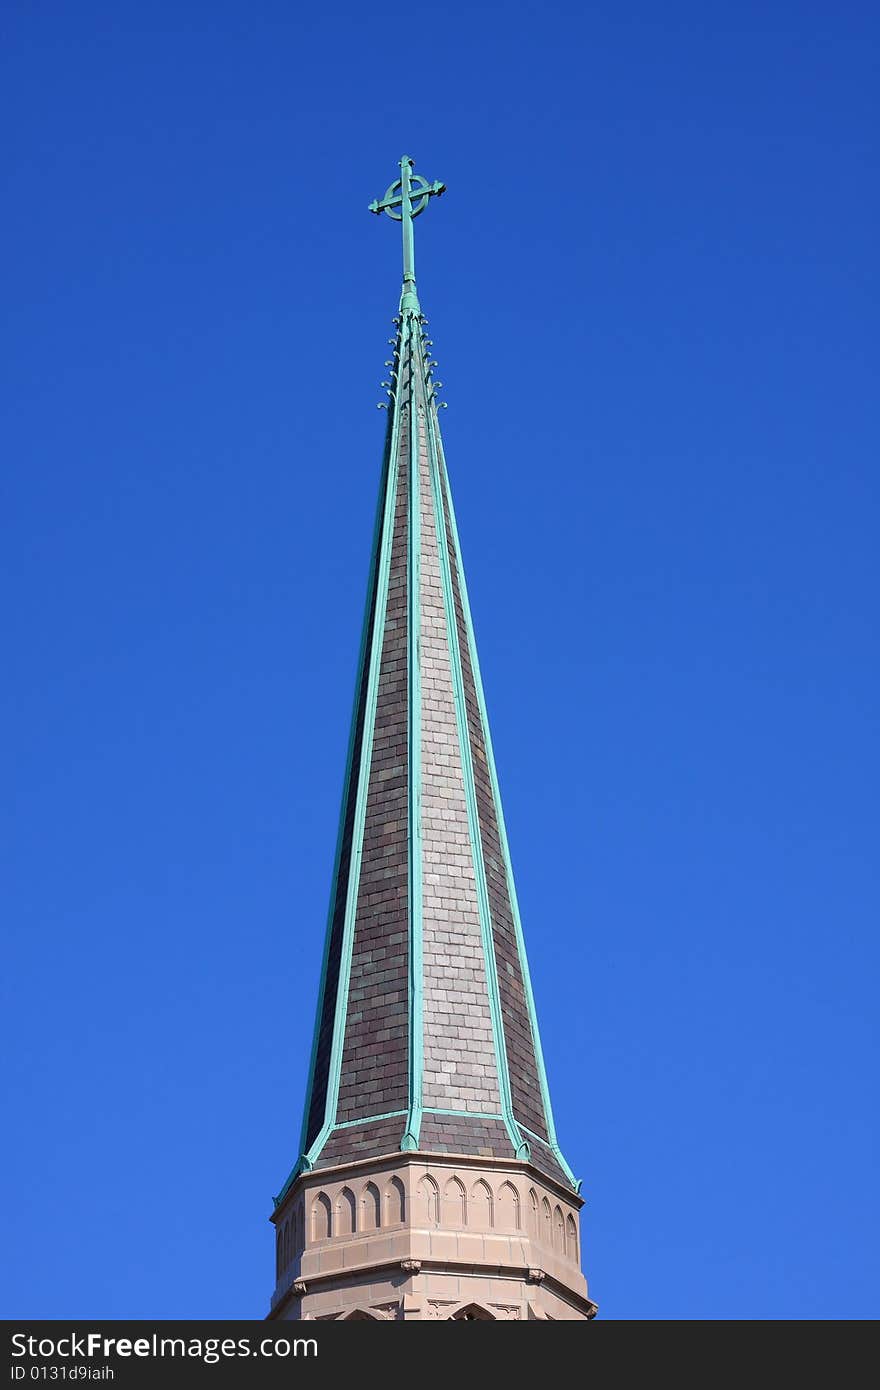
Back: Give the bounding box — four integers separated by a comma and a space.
289, 296, 576, 1199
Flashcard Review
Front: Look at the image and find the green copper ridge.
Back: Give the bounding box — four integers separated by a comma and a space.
401, 315, 424, 1153
370, 156, 444, 1155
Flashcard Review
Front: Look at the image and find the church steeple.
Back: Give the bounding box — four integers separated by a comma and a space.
269, 159, 595, 1321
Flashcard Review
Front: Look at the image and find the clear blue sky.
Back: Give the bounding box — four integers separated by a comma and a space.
2, 1, 877, 1321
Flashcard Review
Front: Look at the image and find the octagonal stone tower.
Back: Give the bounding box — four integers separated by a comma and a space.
268, 158, 596, 1322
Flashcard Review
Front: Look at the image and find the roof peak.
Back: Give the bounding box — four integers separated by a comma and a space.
369, 154, 446, 313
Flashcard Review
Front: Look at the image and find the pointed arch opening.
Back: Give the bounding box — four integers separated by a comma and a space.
312, 1192, 332, 1242
541, 1196, 552, 1245
470, 1178, 494, 1230
497, 1181, 520, 1231
566, 1213, 578, 1263
442, 1175, 467, 1227
336, 1187, 357, 1236
553, 1204, 565, 1252
449, 1302, 496, 1320
385, 1176, 405, 1226
527, 1188, 539, 1239
418, 1173, 440, 1226
360, 1181, 381, 1232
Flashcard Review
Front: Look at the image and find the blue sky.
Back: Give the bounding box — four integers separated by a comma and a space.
2, 1, 877, 1320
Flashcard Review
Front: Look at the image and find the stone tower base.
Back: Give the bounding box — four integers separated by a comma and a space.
269, 1151, 597, 1321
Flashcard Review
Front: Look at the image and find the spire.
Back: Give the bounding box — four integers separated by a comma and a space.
368, 155, 445, 313
276, 157, 577, 1211
268, 158, 594, 1322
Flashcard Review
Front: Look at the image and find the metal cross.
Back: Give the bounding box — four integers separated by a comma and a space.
369, 155, 445, 306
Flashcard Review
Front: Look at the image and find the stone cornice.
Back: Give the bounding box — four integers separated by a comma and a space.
269, 1253, 596, 1321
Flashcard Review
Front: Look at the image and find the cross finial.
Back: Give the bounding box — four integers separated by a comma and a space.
369, 155, 446, 312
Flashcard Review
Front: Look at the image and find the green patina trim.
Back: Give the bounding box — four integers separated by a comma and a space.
295, 353, 406, 1183
332, 1109, 408, 1131
518, 1125, 583, 1193
436, 430, 578, 1189
423, 1108, 506, 1122
424, 393, 529, 1165
401, 313, 424, 1154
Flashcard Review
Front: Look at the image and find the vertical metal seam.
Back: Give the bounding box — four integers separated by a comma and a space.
401, 312, 424, 1152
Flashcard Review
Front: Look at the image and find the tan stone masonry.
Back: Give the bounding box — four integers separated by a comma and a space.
270, 1152, 596, 1321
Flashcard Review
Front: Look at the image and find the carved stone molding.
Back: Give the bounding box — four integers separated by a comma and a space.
427, 1300, 457, 1319
292, 1280, 307, 1296
400, 1258, 422, 1274
373, 1302, 400, 1320
526, 1268, 546, 1285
